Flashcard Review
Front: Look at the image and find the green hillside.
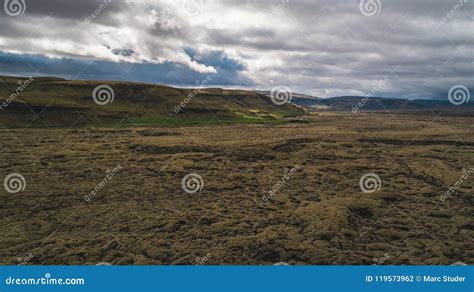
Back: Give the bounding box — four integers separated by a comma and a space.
0, 76, 302, 128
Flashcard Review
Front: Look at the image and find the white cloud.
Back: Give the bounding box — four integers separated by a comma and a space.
0, 0, 472, 99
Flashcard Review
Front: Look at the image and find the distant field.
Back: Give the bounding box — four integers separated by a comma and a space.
0, 113, 472, 265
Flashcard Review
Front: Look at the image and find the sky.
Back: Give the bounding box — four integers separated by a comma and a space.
0, 0, 472, 99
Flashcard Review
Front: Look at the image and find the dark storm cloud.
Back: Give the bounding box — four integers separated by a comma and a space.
0, 51, 252, 87
19, 0, 124, 21
0, 0, 472, 99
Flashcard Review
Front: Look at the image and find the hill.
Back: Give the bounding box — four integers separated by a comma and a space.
289, 95, 474, 113
0, 76, 302, 128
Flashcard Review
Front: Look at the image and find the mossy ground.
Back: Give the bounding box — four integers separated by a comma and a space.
0, 113, 472, 265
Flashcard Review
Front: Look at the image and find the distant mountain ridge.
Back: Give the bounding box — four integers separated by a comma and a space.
258, 91, 474, 113
294, 95, 474, 113
1, 75, 472, 128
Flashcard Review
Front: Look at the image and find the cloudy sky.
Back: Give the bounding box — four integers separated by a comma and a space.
0, 0, 472, 99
